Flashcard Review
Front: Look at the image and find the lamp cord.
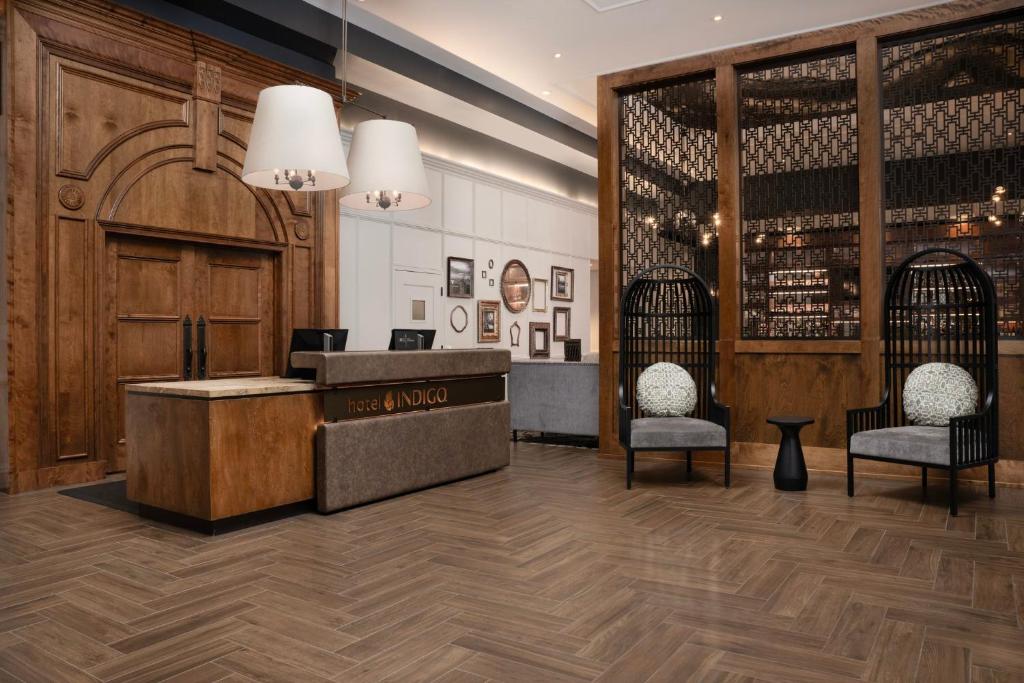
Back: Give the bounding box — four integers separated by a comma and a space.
341, 0, 349, 104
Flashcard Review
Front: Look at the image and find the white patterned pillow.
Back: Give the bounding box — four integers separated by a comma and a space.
903, 362, 978, 426
636, 363, 697, 417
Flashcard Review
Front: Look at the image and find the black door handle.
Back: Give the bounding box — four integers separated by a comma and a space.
197, 315, 207, 380
183, 315, 193, 380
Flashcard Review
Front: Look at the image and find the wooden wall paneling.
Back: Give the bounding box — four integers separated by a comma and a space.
597, 75, 621, 455
856, 35, 884, 409
0, 0, 8, 491
733, 353, 862, 449
51, 216, 93, 463
7, 6, 44, 492
5, 0, 354, 492
715, 65, 739, 409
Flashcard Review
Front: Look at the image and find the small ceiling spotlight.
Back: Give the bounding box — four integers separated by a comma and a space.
542, 90, 551, 96
713, 15, 723, 22
554, 52, 562, 59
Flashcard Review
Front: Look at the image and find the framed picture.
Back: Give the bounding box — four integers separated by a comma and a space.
552, 307, 571, 341
481, 270, 487, 279
509, 321, 521, 347
532, 278, 548, 312
447, 257, 474, 298
477, 300, 500, 343
499, 260, 531, 314
529, 322, 550, 358
449, 305, 468, 333
551, 266, 574, 302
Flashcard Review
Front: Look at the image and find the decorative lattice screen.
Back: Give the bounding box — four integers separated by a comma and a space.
739, 50, 861, 339
882, 15, 1024, 338
619, 76, 718, 296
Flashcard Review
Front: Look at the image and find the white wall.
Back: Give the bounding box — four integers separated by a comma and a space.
340, 154, 598, 358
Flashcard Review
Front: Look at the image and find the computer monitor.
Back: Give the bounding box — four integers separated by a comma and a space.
388, 329, 435, 351
284, 329, 348, 379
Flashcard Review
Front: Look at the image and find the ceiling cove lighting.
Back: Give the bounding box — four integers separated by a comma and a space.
241, 84, 350, 192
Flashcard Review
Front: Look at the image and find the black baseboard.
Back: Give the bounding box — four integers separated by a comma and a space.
138, 500, 315, 535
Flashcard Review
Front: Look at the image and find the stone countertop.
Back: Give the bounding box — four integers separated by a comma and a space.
291, 349, 512, 386
126, 377, 318, 399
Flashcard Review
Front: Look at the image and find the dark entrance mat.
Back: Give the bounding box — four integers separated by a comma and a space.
58, 480, 139, 514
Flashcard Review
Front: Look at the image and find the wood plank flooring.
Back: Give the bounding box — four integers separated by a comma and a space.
2, 443, 1024, 682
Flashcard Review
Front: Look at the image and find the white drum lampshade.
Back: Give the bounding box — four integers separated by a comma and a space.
340, 119, 431, 211
242, 85, 350, 192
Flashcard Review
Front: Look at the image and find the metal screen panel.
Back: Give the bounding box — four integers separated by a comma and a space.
619, 75, 718, 295
881, 15, 1024, 338
739, 50, 861, 339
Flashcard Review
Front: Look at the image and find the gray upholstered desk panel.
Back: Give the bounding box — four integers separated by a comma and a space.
508, 360, 598, 437
317, 401, 510, 512
291, 349, 511, 386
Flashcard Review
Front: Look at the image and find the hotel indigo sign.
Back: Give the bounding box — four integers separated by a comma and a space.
324, 376, 504, 421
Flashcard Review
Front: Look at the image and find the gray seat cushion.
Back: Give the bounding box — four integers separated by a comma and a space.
630, 417, 726, 449
849, 426, 949, 465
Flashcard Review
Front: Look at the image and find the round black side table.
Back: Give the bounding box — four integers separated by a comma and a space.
767, 416, 814, 491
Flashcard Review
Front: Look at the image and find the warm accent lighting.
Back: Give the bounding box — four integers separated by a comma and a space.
713, 15, 723, 21
242, 85, 350, 192
340, 120, 431, 212
554, 52, 562, 59
542, 90, 551, 96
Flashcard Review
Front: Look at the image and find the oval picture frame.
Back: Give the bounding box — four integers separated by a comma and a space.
500, 259, 532, 314
449, 305, 469, 333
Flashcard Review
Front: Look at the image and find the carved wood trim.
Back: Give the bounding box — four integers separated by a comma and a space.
98, 220, 287, 253
54, 61, 190, 180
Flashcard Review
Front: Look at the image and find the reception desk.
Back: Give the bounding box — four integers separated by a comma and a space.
290, 349, 511, 512
125, 349, 511, 528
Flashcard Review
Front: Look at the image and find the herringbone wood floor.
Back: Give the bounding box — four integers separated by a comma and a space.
1, 443, 1023, 683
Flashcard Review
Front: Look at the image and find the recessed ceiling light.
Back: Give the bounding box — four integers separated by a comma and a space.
554, 52, 562, 59
542, 90, 551, 96
713, 14, 723, 21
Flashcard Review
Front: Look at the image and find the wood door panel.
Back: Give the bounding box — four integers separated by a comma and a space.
115, 321, 181, 379
207, 323, 262, 376
102, 238, 194, 472
115, 256, 181, 317
196, 247, 276, 380
207, 263, 260, 318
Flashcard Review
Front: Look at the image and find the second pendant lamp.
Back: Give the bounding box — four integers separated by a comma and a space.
341, 120, 431, 211
336, 0, 430, 212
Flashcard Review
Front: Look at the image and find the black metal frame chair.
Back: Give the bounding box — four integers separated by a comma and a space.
618, 265, 731, 489
847, 248, 998, 516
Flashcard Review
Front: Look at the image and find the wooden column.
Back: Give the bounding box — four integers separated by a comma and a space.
856, 36, 884, 406
597, 75, 622, 455
715, 65, 740, 409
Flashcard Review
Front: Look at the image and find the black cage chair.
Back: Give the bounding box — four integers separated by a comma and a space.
618, 265, 731, 489
847, 248, 998, 516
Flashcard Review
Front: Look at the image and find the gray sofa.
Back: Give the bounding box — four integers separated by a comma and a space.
508, 358, 598, 438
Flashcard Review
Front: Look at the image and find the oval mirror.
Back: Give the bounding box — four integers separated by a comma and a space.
500, 260, 532, 314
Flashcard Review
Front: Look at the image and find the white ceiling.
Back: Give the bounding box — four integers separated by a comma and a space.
323, 0, 949, 128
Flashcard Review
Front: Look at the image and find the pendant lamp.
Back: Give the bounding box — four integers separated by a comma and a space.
335, 0, 431, 211
242, 84, 350, 192
340, 119, 431, 211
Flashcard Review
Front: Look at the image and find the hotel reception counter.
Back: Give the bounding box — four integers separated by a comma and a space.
125, 349, 511, 526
